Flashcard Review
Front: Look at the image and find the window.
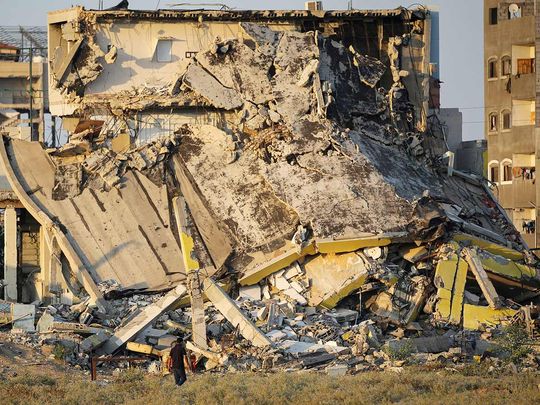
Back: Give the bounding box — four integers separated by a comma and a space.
501, 56, 511, 76
489, 112, 498, 132
488, 58, 498, 79
502, 159, 513, 183
489, 161, 500, 183
489, 7, 498, 25
508, 5, 522, 20
517, 58, 535, 75
155, 39, 172, 62
502, 110, 511, 130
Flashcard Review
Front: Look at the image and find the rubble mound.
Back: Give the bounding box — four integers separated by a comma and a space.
1, 22, 540, 376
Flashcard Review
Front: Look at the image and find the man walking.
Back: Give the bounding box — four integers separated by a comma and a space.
168, 338, 188, 386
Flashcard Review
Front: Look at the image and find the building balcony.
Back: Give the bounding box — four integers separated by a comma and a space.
511, 73, 535, 100
0, 60, 43, 79
512, 178, 536, 207
504, 125, 535, 154
0, 89, 43, 110
495, 183, 514, 208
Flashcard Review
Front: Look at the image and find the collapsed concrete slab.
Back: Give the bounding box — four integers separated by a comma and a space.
0, 137, 186, 295
203, 278, 271, 348
97, 284, 187, 354
304, 252, 369, 309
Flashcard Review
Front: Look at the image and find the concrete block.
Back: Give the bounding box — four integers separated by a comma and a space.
239, 285, 262, 301
326, 363, 348, 376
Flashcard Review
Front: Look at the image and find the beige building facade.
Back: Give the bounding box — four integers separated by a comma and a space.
484, 0, 538, 247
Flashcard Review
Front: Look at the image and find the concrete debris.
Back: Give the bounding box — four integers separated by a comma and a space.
367, 275, 430, 326
183, 64, 243, 110
326, 363, 348, 376
36, 311, 103, 335
80, 329, 111, 353
1, 7, 540, 378
0, 302, 36, 332
203, 278, 271, 348
97, 284, 187, 355
386, 335, 453, 354
349, 46, 387, 88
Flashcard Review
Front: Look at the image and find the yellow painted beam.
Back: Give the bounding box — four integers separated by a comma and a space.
463, 304, 517, 330
320, 273, 368, 309
315, 235, 393, 254
240, 234, 406, 286
305, 252, 369, 308
449, 258, 468, 324
402, 245, 429, 263
239, 242, 317, 286
434, 257, 458, 320
126, 341, 162, 356
453, 233, 523, 261
480, 254, 536, 280
173, 197, 200, 273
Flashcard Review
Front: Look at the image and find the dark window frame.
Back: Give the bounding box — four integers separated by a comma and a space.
501, 57, 511, 76
502, 111, 511, 130
488, 59, 498, 79
489, 113, 498, 132
490, 165, 500, 183
489, 7, 498, 25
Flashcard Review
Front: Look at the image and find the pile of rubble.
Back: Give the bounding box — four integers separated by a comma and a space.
1, 19, 540, 376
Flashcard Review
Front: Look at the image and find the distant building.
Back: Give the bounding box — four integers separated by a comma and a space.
436, 108, 486, 177
0, 27, 48, 142
484, 0, 538, 247
456, 139, 487, 177
439, 107, 463, 153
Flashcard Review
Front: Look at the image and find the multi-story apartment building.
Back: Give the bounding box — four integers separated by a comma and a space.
0, 26, 48, 141
484, 0, 538, 247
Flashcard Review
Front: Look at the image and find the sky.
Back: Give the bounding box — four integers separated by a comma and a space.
0, 0, 484, 140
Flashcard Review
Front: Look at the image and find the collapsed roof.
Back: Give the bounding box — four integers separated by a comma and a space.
1, 8, 538, 360
3, 16, 526, 295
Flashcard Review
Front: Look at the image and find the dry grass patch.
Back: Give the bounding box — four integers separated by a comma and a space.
0, 367, 539, 405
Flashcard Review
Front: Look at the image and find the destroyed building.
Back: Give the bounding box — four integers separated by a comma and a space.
0, 5, 539, 374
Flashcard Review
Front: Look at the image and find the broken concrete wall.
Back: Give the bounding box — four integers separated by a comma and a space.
69, 110, 236, 148
47, 7, 432, 139
0, 137, 186, 294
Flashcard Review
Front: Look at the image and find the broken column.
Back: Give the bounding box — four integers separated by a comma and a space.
173, 196, 207, 350
3, 206, 17, 302
203, 278, 272, 348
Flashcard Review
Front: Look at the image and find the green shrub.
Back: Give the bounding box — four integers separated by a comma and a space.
52, 344, 67, 361
493, 323, 533, 364
384, 340, 414, 361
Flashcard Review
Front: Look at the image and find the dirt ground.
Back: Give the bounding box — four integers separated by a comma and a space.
1, 339, 540, 405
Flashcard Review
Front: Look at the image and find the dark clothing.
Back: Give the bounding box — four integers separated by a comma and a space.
173, 367, 187, 386
170, 343, 187, 386
170, 343, 187, 369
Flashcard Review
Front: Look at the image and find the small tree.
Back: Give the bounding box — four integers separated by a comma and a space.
493, 323, 533, 364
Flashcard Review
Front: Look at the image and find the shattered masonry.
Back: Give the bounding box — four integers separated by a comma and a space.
1, 6, 540, 375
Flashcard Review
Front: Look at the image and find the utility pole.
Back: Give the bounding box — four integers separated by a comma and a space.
29, 45, 33, 141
